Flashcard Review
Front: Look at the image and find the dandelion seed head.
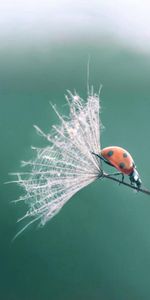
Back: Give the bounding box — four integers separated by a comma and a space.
13, 89, 103, 233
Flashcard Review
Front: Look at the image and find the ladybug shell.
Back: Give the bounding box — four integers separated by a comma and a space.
101, 146, 134, 175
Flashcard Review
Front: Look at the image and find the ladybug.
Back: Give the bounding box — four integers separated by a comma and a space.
93, 146, 142, 188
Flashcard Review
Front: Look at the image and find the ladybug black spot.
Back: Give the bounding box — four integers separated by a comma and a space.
123, 152, 128, 158
107, 150, 114, 157
119, 162, 125, 169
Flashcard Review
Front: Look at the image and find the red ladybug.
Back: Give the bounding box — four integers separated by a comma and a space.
93, 146, 142, 188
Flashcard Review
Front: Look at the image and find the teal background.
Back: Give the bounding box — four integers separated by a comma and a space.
1, 38, 150, 300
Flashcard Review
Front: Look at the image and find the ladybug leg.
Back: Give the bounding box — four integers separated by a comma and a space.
107, 172, 121, 176
129, 177, 134, 186
121, 173, 124, 184
91, 152, 113, 166
117, 173, 124, 184
107, 172, 122, 177
121, 173, 124, 182
107, 172, 125, 184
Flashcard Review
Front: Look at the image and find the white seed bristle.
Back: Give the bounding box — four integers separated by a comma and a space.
13, 90, 103, 236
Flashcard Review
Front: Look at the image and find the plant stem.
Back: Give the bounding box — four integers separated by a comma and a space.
101, 172, 150, 196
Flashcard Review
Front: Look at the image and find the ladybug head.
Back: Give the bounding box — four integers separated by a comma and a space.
129, 168, 142, 188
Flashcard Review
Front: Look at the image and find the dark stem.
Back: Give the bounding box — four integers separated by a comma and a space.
100, 172, 150, 196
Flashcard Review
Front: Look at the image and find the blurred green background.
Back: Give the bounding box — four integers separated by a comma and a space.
1, 1, 150, 300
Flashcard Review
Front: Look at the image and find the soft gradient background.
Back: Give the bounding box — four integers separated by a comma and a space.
1, 1, 150, 300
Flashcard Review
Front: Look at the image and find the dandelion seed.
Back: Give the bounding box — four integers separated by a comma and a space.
12, 89, 103, 237
10, 83, 150, 239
